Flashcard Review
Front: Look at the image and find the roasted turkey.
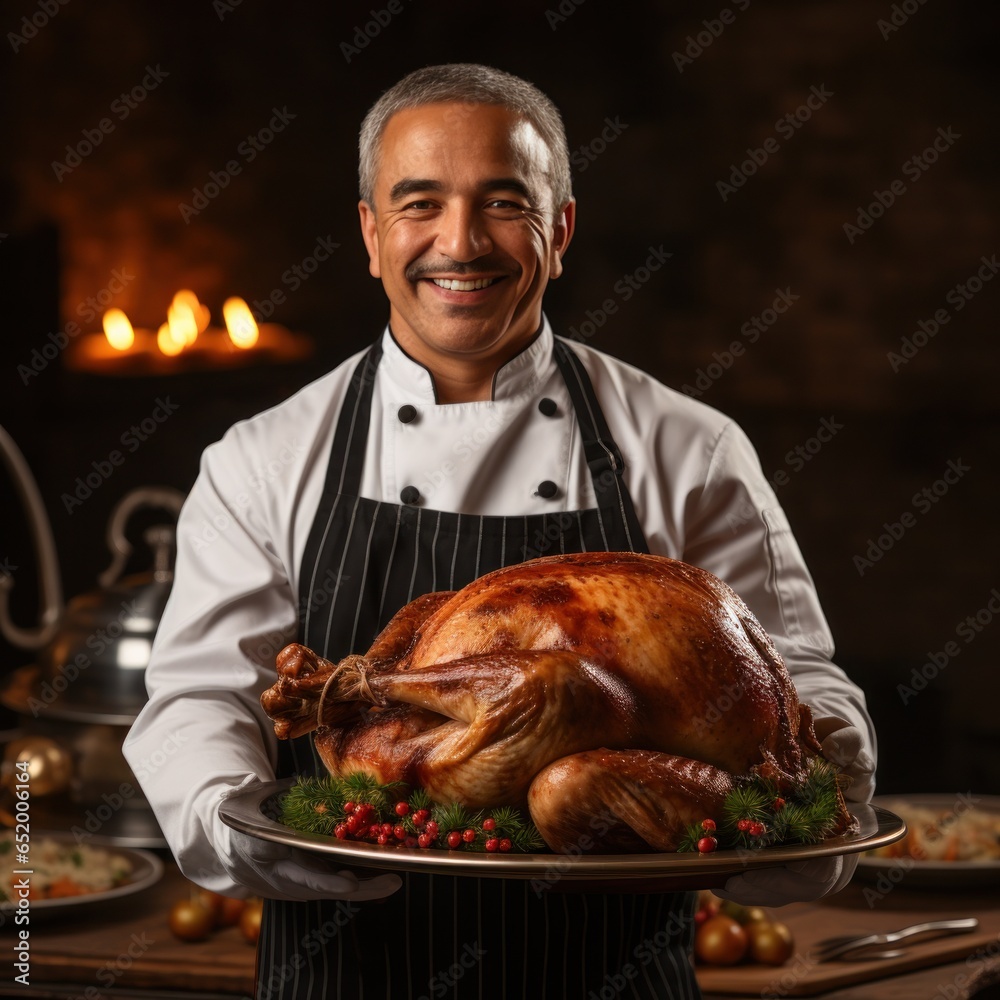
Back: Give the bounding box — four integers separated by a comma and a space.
261, 552, 846, 852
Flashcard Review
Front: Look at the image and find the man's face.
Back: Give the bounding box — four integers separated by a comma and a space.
359, 102, 574, 374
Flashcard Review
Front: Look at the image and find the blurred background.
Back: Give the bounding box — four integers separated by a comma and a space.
0, 0, 997, 812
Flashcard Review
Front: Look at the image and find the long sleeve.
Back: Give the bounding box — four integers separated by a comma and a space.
122, 429, 299, 894
679, 420, 876, 802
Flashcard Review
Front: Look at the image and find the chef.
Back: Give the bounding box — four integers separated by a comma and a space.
124, 63, 876, 999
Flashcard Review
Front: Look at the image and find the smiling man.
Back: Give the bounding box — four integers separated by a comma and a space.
358, 100, 574, 401
124, 64, 875, 1000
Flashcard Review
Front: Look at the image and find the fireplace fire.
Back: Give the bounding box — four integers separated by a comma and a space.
67, 289, 312, 374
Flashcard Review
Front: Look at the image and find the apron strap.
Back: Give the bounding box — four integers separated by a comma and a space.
323, 339, 383, 498
553, 338, 648, 554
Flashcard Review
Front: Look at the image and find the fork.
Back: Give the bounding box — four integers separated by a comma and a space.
813, 918, 979, 962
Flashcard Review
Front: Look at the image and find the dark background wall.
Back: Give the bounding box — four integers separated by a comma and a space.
1, 1, 997, 796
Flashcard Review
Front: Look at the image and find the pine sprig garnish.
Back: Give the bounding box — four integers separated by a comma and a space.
431, 802, 478, 835
278, 773, 542, 853
280, 775, 347, 836
510, 823, 546, 853
678, 758, 844, 854
722, 784, 770, 827
677, 822, 705, 854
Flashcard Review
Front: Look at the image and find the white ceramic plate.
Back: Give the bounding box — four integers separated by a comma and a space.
857, 793, 1000, 888
0, 831, 164, 917
219, 778, 905, 889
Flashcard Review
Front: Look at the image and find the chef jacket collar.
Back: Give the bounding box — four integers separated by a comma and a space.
380, 318, 554, 404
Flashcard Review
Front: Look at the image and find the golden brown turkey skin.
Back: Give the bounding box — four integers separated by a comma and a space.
528, 750, 735, 854
262, 552, 830, 850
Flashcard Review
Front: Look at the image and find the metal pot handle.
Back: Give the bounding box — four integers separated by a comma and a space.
0, 424, 64, 651
98, 486, 186, 588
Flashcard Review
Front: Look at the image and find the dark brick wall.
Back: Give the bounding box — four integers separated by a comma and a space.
1, 0, 997, 794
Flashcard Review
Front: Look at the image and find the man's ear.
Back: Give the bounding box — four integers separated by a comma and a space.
549, 198, 576, 280
358, 200, 381, 278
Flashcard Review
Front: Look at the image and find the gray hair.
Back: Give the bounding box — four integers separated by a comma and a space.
358, 63, 572, 214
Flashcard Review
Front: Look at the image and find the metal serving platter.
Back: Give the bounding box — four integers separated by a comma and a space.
219, 778, 906, 888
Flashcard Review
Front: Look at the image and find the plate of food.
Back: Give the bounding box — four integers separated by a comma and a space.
857, 793, 1000, 887
227, 553, 904, 887
0, 830, 163, 915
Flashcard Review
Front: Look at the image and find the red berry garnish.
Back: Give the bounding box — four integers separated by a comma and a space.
381, 823, 394, 836
772, 797, 786, 811
447, 831, 462, 849
377, 833, 390, 845
412, 808, 430, 827
748, 820, 766, 837
418, 833, 433, 848
485, 837, 499, 852
425, 821, 439, 837
346, 814, 365, 834
736, 818, 752, 832
367, 824, 381, 839
405, 835, 418, 848
394, 824, 407, 841
697, 836, 718, 854
499, 838, 512, 853
334, 822, 350, 840
394, 801, 410, 817
701, 818, 717, 832
355, 803, 374, 822
343, 801, 356, 814
462, 828, 476, 843
482, 817, 496, 832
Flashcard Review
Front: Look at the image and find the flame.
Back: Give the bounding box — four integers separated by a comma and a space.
223, 297, 259, 349
156, 322, 185, 357
102, 309, 135, 351
171, 290, 211, 335
167, 299, 198, 346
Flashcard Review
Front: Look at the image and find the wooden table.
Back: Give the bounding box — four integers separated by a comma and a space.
3, 860, 998, 998
698, 880, 1000, 999
1, 861, 256, 998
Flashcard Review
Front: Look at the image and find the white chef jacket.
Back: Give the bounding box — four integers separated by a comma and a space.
122, 318, 875, 895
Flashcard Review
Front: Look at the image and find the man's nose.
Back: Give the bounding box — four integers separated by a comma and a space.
434, 204, 493, 262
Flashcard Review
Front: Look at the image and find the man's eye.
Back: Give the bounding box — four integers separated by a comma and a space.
404, 200, 436, 211
486, 200, 525, 211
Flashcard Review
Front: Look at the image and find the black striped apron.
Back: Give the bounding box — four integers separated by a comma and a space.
255, 337, 701, 999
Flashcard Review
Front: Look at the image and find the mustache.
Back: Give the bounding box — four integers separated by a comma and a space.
405, 259, 512, 281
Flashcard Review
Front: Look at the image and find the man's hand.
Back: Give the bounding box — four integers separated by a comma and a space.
224, 827, 402, 902
717, 716, 875, 907
715, 855, 857, 908
816, 717, 876, 805
212, 777, 402, 902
